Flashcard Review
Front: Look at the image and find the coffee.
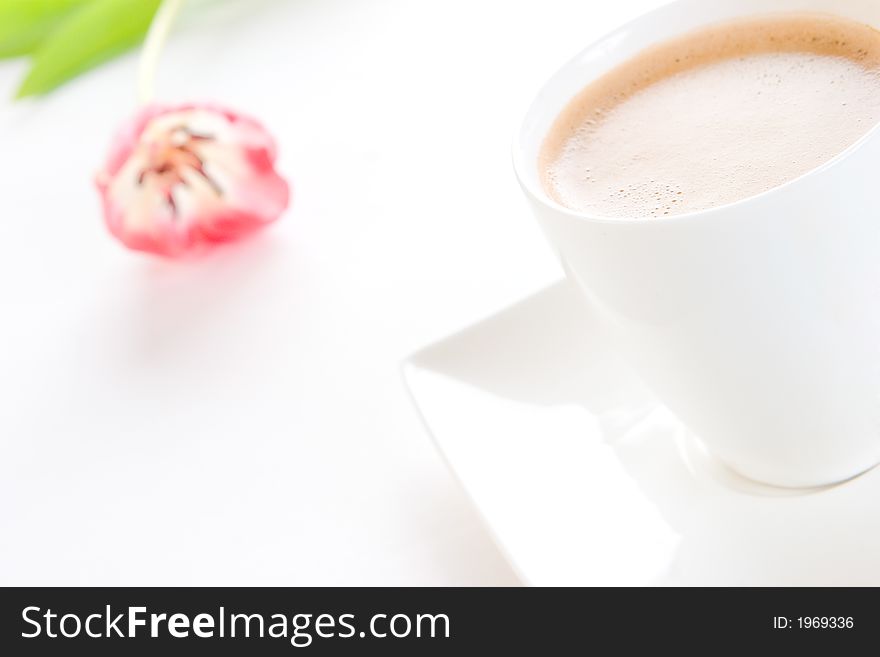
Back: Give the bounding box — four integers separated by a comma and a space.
540, 13, 880, 218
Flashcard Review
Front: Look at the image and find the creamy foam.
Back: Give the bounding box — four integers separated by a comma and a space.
540, 13, 880, 218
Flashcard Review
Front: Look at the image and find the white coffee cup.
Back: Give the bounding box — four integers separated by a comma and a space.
514, 0, 880, 487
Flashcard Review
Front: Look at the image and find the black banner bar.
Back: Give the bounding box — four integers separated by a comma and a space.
0, 587, 875, 654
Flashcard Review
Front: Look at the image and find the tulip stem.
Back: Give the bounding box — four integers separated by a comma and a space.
138, 0, 187, 104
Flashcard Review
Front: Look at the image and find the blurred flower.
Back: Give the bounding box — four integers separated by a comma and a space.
96, 103, 290, 257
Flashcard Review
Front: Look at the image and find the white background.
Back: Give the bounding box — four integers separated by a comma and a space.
0, 0, 659, 585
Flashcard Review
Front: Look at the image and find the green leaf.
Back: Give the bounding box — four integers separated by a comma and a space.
0, 0, 88, 58
17, 0, 162, 98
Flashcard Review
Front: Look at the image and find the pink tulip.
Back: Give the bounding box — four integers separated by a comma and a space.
96, 103, 290, 257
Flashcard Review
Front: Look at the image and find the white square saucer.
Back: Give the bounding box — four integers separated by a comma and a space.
403, 280, 880, 586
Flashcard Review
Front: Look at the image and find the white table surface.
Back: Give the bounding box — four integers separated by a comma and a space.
0, 0, 659, 585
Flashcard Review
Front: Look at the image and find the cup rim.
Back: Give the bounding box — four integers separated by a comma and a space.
512, 0, 880, 226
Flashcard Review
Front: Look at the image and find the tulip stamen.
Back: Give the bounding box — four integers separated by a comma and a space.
135, 126, 224, 202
